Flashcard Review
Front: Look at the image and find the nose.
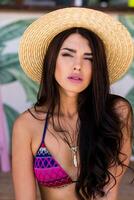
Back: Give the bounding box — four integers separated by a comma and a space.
73, 61, 81, 71
73, 66, 81, 71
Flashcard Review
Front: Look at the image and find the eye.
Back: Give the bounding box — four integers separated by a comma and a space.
61, 53, 73, 57
84, 57, 93, 62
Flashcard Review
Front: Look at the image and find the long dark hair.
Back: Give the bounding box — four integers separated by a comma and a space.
33, 28, 133, 199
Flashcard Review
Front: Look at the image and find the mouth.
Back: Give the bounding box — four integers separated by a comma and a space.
67, 77, 83, 83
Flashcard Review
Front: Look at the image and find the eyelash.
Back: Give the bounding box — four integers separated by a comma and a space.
61, 53, 93, 61
62, 53, 73, 57
84, 58, 93, 62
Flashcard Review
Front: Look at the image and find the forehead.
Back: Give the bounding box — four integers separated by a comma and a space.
61, 33, 91, 51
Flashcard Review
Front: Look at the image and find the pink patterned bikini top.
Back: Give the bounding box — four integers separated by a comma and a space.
33, 112, 77, 187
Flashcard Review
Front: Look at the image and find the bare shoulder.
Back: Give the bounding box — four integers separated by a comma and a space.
12, 108, 40, 199
12, 107, 46, 140
13, 109, 33, 128
12, 110, 33, 145
107, 95, 133, 183
14, 105, 47, 125
110, 94, 133, 121
110, 94, 133, 141
13, 109, 34, 132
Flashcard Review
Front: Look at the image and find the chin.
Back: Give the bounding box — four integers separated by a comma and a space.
65, 87, 87, 94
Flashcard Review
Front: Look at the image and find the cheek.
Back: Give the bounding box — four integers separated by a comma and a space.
84, 64, 92, 81
55, 59, 62, 77
55, 62, 67, 83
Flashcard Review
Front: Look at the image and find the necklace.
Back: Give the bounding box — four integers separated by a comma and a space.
70, 146, 78, 167
63, 136, 79, 168
62, 116, 80, 168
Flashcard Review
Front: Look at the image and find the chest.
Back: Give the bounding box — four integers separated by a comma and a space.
31, 119, 80, 181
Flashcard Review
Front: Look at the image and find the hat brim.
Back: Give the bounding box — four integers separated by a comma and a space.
19, 7, 134, 84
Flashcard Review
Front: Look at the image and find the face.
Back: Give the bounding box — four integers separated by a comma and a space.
55, 33, 93, 96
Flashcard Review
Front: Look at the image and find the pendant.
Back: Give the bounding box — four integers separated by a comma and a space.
71, 146, 78, 167
73, 153, 78, 167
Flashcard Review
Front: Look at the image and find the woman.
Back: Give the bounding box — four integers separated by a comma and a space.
12, 7, 134, 200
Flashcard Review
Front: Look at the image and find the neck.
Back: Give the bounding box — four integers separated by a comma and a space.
60, 91, 78, 118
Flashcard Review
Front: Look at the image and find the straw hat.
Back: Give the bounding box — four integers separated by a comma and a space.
19, 7, 134, 84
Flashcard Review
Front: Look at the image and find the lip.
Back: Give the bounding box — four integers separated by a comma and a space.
67, 78, 83, 84
67, 74, 83, 80
67, 74, 83, 84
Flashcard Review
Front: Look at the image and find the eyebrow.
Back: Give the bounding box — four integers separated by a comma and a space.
61, 48, 93, 56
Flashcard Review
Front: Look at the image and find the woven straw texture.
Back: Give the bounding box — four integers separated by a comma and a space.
19, 7, 134, 84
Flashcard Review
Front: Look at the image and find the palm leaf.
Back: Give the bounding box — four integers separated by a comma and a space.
127, 62, 134, 78
0, 44, 5, 54
0, 53, 19, 69
118, 15, 134, 38
0, 19, 35, 43
0, 53, 19, 84
0, 69, 16, 84
7, 67, 38, 102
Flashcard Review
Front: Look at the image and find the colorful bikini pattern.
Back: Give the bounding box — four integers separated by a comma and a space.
33, 112, 75, 187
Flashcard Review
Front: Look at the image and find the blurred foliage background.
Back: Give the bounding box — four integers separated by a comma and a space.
0, 0, 130, 7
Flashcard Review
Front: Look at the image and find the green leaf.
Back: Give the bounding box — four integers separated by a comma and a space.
3, 104, 19, 152
0, 53, 20, 84
0, 53, 19, 69
118, 15, 134, 38
7, 67, 38, 103
0, 44, 5, 54
0, 69, 16, 84
0, 19, 35, 43
118, 15, 134, 78
127, 62, 134, 78
0, 52, 38, 101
